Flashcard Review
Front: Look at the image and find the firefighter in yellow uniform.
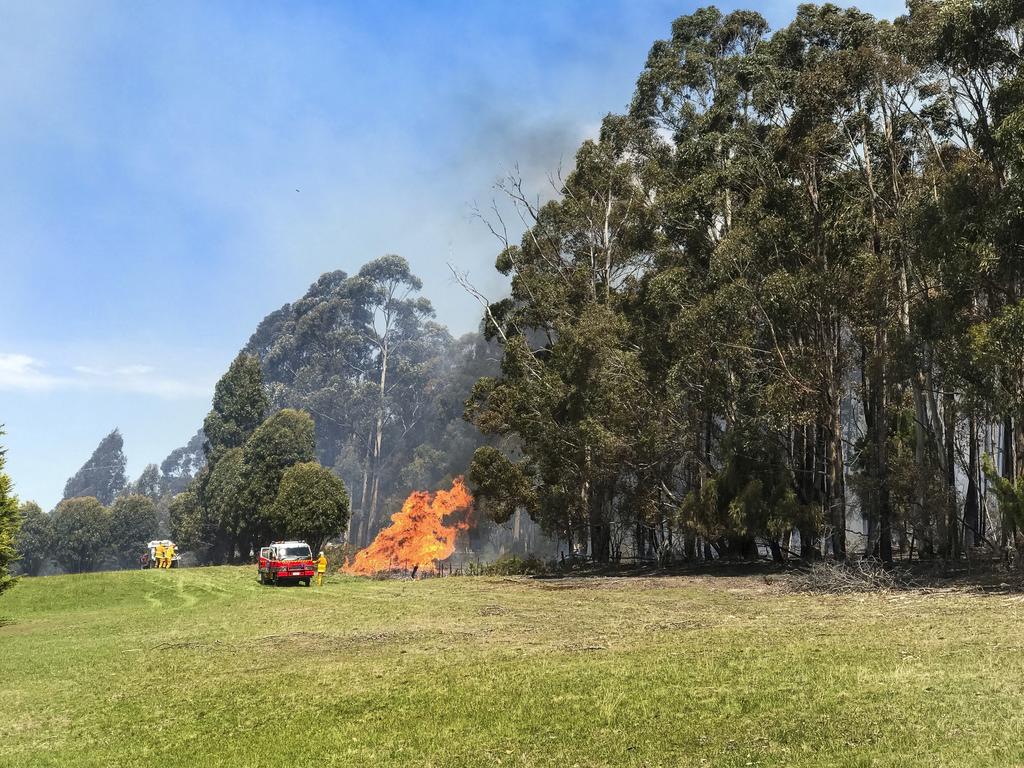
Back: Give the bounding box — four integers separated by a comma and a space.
154, 542, 166, 570
164, 543, 176, 569
316, 551, 328, 587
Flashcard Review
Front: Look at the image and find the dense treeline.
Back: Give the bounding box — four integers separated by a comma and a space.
13, 494, 159, 575
11, 1, 1020, 577
9, 363, 352, 574
468, 1, 1024, 564
242, 256, 500, 546
11, 255, 506, 574
171, 355, 350, 561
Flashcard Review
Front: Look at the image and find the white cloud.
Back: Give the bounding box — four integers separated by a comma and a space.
2, 352, 209, 400
0, 353, 60, 391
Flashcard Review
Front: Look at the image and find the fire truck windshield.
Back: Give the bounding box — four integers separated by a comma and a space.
278, 545, 311, 561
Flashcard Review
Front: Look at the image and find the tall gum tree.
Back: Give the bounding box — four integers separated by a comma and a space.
351, 255, 435, 545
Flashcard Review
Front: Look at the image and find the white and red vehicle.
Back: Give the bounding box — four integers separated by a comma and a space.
258, 540, 314, 586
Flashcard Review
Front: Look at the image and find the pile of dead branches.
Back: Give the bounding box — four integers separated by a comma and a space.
787, 559, 922, 593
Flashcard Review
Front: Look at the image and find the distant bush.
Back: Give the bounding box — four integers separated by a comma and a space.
467, 554, 551, 576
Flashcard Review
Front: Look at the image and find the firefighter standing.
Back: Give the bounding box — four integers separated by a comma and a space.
154, 542, 166, 570
164, 543, 176, 569
316, 551, 328, 586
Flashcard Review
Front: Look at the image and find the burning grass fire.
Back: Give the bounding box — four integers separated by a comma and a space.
343, 477, 473, 576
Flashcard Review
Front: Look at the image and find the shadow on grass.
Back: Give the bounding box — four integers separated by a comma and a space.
529, 558, 1024, 594
531, 559, 785, 581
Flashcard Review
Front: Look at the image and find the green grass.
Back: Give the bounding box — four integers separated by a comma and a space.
2, 567, 1024, 767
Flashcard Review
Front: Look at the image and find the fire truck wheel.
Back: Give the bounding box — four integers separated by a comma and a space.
304, 579, 311, 587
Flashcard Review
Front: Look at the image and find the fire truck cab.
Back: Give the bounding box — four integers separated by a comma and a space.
258, 540, 314, 586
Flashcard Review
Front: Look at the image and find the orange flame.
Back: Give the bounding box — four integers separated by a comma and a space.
343, 477, 473, 575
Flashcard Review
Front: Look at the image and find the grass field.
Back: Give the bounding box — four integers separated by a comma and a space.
2, 567, 1024, 767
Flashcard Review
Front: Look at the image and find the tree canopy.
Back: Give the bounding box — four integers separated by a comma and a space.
14, 501, 52, 577
52, 497, 111, 574
62, 429, 127, 506
271, 461, 351, 552
467, 1, 1024, 565
109, 494, 158, 568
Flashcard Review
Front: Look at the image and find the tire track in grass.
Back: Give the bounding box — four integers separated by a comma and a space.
175, 574, 199, 609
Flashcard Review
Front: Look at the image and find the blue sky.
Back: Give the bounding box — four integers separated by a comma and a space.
0, 0, 903, 510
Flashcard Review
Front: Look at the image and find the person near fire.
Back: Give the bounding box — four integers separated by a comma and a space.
316, 551, 328, 586
164, 542, 175, 569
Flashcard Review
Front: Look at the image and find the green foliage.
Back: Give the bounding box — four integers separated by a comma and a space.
62, 429, 127, 506
108, 494, 158, 568
240, 408, 316, 533
203, 354, 268, 463
983, 455, 1024, 533
467, 446, 536, 524
682, 433, 815, 548
14, 501, 52, 576
0, 430, 22, 596
159, 430, 206, 496
152, 257, 503, 554
113, 2, 1024, 566
463, 1, 1024, 566
270, 461, 350, 552
465, 553, 549, 576
239, 265, 500, 547
169, 490, 207, 554
202, 447, 246, 552
127, 464, 162, 501
51, 497, 111, 574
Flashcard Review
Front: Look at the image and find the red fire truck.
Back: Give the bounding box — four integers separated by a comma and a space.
258, 540, 315, 586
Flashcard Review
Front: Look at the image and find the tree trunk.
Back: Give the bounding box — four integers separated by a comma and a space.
1002, 415, 1017, 546
356, 431, 372, 546
912, 370, 933, 556
366, 343, 389, 542
963, 415, 981, 551
944, 394, 958, 560
588, 486, 611, 563
828, 367, 847, 559
874, 333, 893, 564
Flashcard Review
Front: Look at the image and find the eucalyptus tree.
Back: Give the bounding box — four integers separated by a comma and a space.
168, 490, 208, 556
900, 0, 1024, 553
468, 115, 659, 561
629, 7, 832, 558
159, 430, 205, 496
62, 429, 127, 506
350, 255, 437, 544
128, 464, 162, 501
